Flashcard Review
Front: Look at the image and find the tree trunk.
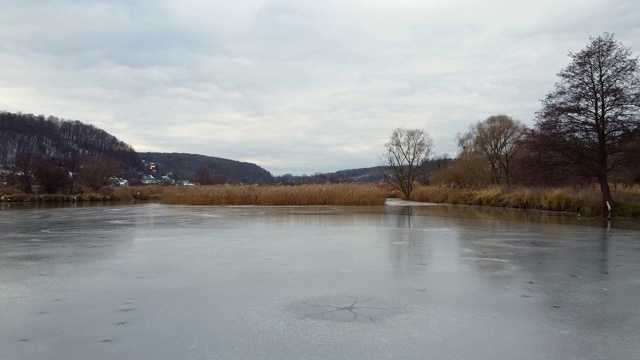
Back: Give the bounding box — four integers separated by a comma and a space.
598, 172, 614, 218
403, 177, 412, 199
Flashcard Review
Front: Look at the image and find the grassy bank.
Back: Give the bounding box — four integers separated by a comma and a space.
161, 184, 387, 206
0, 185, 164, 203
410, 184, 640, 217
4, 183, 640, 217
1, 184, 385, 206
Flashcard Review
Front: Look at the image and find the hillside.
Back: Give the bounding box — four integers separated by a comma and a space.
0, 111, 140, 169
0, 111, 275, 184
0, 110, 450, 186
139, 152, 273, 184
291, 158, 454, 184
331, 166, 385, 182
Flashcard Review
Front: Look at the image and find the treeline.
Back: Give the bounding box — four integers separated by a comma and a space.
0, 111, 140, 169
0, 111, 142, 194
274, 167, 382, 184
275, 160, 454, 185
430, 115, 640, 187
429, 33, 640, 218
139, 152, 273, 184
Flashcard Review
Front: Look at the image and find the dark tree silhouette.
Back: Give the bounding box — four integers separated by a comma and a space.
13, 153, 36, 193
33, 157, 69, 194
532, 33, 640, 216
79, 158, 122, 190
60, 156, 82, 193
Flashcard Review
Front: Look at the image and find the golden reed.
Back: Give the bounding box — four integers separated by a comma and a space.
160, 184, 387, 206
410, 184, 640, 217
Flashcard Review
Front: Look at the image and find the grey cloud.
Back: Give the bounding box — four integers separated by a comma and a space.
1, 0, 640, 175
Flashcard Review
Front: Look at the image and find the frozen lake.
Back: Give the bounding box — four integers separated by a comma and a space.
1, 201, 639, 359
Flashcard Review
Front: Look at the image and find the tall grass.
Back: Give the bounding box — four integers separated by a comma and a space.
410, 184, 640, 217
4, 182, 639, 216
161, 184, 387, 206
107, 185, 165, 201
0, 185, 165, 203
0, 184, 386, 205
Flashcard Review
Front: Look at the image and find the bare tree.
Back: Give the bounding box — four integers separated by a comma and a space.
459, 115, 527, 185
33, 157, 70, 194
431, 156, 491, 187
60, 156, 81, 193
380, 128, 434, 198
452, 131, 489, 185
533, 33, 640, 216
13, 153, 36, 193
79, 157, 122, 191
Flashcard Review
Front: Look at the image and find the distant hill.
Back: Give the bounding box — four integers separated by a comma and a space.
279, 158, 455, 184
0, 111, 273, 184
330, 166, 385, 182
1, 110, 451, 186
273, 166, 384, 184
0, 111, 140, 169
139, 152, 273, 184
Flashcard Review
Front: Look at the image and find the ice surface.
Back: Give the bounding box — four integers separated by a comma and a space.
1, 202, 639, 359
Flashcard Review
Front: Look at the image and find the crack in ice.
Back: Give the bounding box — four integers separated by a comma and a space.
294, 296, 397, 322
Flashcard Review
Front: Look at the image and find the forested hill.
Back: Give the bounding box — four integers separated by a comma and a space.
283, 157, 454, 184
0, 111, 273, 184
0, 111, 140, 169
330, 166, 385, 182
139, 152, 273, 184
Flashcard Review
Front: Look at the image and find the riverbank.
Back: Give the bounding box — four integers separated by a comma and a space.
410, 184, 640, 217
0, 184, 387, 206
0, 185, 165, 203
2, 183, 639, 217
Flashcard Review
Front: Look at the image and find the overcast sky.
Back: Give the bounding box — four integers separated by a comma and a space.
1, 0, 639, 175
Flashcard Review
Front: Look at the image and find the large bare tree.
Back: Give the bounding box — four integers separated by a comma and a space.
533, 33, 640, 216
458, 115, 527, 185
380, 128, 433, 198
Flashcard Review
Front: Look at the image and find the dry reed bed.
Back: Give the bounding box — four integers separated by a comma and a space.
4, 183, 639, 217
410, 184, 640, 217
109, 185, 165, 201
1, 185, 165, 203
160, 184, 387, 206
